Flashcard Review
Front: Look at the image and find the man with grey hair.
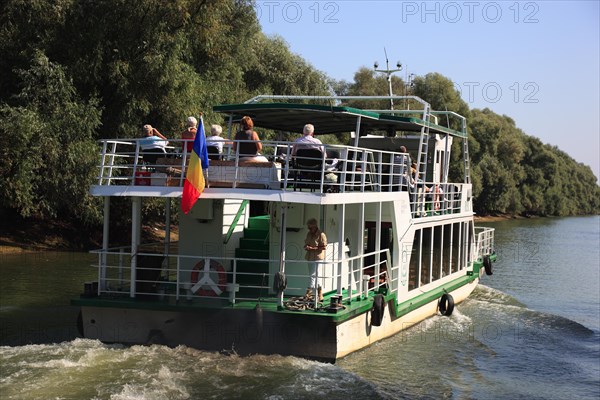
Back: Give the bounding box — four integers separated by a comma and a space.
206, 124, 226, 154
291, 123, 324, 156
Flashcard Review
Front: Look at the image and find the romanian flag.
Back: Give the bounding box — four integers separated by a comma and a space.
181, 116, 209, 214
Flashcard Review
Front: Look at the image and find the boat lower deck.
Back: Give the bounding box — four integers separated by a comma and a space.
75, 288, 395, 362
74, 287, 388, 324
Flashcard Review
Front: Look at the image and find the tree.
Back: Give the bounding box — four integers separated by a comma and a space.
0, 51, 102, 224
342, 67, 406, 110
412, 73, 470, 123
53, 0, 260, 138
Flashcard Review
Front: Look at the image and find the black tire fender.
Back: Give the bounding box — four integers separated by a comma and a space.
483, 255, 493, 275
438, 293, 454, 316
371, 294, 385, 326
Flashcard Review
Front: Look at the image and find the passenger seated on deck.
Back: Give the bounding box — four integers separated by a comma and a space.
140, 124, 169, 164
206, 124, 229, 160
291, 124, 324, 157
181, 116, 197, 154
233, 116, 268, 162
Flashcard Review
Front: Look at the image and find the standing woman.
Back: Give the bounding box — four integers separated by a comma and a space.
233, 116, 263, 158
303, 218, 327, 301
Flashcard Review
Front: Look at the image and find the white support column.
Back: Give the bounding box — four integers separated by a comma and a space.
130, 196, 142, 298
449, 222, 454, 273
277, 203, 287, 308
417, 229, 423, 288
429, 226, 434, 283
375, 202, 382, 290
337, 204, 345, 296
357, 203, 365, 297
100, 196, 110, 291
164, 198, 171, 277
458, 221, 463, 271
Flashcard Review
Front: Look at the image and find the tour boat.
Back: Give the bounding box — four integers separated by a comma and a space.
74, 95, 496, 362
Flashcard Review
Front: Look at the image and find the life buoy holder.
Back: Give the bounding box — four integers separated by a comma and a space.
483, 255, 493, 275
190, 259, 227, 296
438, 293, 454, 316
370, 294, 385, 326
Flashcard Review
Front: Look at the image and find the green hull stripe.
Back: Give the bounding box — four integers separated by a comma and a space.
390, 273, 478, 319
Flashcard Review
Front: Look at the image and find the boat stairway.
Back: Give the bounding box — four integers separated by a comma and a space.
234, 216, 270, 299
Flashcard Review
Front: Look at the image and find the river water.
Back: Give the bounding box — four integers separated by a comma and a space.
1, 216, 599, 399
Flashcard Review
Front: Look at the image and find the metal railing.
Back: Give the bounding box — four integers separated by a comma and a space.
93, 138, 470, 216
91, 246, 394, 306
475, 227, 495, 259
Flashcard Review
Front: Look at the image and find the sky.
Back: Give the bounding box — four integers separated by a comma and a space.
256, 0, 600, 180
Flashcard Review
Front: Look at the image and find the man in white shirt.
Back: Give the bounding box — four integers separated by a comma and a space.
206, 124, 227, 153
291, 124, 324, 156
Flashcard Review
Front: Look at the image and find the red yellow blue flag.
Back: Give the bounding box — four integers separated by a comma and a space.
181, 115, 209, 214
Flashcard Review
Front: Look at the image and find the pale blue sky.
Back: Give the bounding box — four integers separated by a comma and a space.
257, 0, 600, 180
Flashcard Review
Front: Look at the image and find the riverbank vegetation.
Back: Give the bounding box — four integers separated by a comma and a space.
1, 0, 598, 250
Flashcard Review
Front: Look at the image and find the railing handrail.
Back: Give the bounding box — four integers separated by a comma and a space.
224, 200, 249, 244
94, 246, 394, 304
91, 138, 473, 217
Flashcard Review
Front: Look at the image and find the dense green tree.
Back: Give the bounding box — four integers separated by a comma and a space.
243, 34, 330, 98
342, 67, 406, 110
0, 51, 101, 224
54, 0, 260, 137
0, 0, 73, 102
0, 0, 334, 226
412, 73, 470, 123
0, 0, 597, 231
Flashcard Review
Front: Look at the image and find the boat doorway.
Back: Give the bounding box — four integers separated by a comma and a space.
364, 221, 393, 285
250, 200, 269, 217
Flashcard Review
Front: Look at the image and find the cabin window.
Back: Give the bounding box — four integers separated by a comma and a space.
408, 220, 474, 291
451, 222, 461, 272
420, 227, 432, 285
443, 224, 453, 277
363, 222, 393, 284
408, 230, 420, 291
432, 225, 443, 281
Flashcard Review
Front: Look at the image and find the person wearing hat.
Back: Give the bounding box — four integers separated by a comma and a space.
181, 116, 197, 154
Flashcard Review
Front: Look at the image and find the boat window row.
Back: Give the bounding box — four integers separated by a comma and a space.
408, 221, 474, 291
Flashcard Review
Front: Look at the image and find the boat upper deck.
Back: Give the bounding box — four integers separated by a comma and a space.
92, 96, 472, 210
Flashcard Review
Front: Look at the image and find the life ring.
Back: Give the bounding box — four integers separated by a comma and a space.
190, 259, 227, 296
438, 293, 454, 316
370, 294, 385, 326
483, 255, 493, 276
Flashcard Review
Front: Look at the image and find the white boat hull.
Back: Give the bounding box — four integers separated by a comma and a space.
79, 277, 479, 362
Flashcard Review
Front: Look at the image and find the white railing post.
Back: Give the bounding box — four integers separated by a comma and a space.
362, 275, 370, 299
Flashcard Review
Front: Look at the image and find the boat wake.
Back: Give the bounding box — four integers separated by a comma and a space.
0, 339, 381, 400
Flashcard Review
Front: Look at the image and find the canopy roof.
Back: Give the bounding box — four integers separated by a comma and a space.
213, 102, 467, 138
